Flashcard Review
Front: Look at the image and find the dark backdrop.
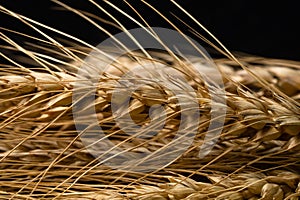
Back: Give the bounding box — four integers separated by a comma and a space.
1, 1, 300, 61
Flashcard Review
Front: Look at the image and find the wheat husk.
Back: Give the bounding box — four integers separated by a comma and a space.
1, 2, 300, 200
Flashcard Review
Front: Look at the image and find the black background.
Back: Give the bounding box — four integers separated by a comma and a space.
1, 1, 300, 60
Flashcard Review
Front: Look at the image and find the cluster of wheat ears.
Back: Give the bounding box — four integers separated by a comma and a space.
0, 1, 300, 200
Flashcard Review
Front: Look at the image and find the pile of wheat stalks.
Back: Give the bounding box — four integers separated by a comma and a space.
1, 2, 300, 200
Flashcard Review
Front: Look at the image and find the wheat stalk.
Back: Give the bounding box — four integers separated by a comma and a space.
0, 1, 300, 200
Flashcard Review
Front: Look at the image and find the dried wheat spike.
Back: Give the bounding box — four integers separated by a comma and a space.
0, 1, 300, 200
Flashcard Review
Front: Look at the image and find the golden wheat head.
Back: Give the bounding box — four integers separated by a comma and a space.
0, 1, 299, 199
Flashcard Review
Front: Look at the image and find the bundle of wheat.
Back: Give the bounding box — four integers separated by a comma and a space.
0, 1, 299, 200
